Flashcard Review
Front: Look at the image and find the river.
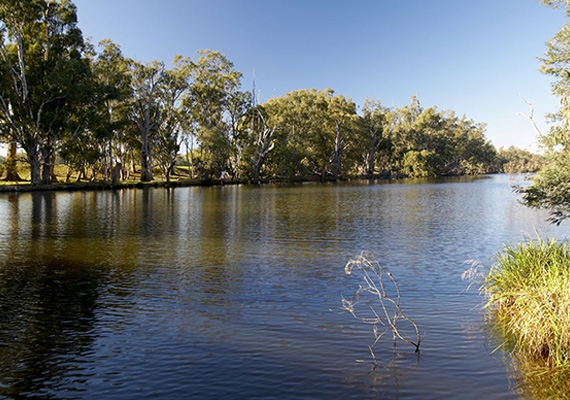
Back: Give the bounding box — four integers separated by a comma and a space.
0, 174, 568, 399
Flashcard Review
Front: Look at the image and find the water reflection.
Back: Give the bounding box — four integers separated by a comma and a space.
0, 176, 568, 398
0, 259, 103, 398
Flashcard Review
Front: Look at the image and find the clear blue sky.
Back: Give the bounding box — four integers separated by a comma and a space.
73, 0, 567, 151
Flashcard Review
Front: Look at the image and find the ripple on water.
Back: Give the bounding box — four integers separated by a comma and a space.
0, 176, 567, 399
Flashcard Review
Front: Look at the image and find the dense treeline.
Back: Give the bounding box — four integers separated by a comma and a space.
0, 0, 534, 186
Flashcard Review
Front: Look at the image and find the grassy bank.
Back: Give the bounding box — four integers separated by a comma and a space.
0, 163, 227, 192
482, 237, 570, 368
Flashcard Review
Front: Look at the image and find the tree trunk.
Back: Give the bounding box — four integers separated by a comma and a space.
1, 142, 22, 181
367, 135, 378, 176
140, 150, 153, 181
65, 164, 72, 182
331, 121, 344, 181
140, 129, 153, 182
41, 150, 57, 184
252, 125, 275, 184
111, 162, 122, 187
28, 152, 41, 186
165, 160, 175, 187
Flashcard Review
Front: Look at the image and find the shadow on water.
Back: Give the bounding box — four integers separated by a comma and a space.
0, 258, 103, 399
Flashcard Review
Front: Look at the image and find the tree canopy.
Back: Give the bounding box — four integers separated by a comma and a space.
517, 1, 570, 223
0, 0, 511, 187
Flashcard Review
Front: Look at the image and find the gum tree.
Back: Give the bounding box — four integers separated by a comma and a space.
187, 50, 247, 179
154, 56, 192, 185
0, 0, 90, 185
129, 60, 165, 182
519, 1, 570, 223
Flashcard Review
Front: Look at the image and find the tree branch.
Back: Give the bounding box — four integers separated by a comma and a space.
517, 95, 544, 137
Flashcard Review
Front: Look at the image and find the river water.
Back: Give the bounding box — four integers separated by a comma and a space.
0, 174, 568, 399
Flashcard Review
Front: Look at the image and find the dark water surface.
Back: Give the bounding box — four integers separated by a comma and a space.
0, 175, 568, 399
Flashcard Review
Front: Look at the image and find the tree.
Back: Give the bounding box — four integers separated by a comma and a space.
256, 88, 358, 181
89, 39, 132, 181
0, 0, 91, 185
326, 93, 358, 180
360, 98, 389, 176
264, 89, 320, 179
518, 3, 570, 223
154, 56, 192, 185
129, 60, 165, 182
186, 50, 247, 179
57, 38, 133, 182
497, 146, 544, 174
239, 104, 277, 184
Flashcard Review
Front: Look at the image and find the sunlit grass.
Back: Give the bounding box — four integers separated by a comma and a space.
0, 161, 200, 188
482, 236, 570, 367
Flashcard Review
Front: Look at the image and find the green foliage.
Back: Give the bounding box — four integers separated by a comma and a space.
519, 151, 570, 224
482, 237, 570, 367
518, 4, 570, 222
540, 0, 570, 16
402, 150, 438, 177
496, 146, 544, 173
186, 50, 250, 179
0, 0, 498, 186
0, 0, 92, 185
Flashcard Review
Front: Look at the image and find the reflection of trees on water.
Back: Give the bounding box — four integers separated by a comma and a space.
31, 191, 58, 240
0, 192, 140, 398
0, 259, 103, 398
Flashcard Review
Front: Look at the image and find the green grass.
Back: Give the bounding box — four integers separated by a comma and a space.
0, 162, 200, 187
483, 236, 570, 368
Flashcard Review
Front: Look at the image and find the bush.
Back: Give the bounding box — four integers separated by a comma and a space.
482, 237, 570, 367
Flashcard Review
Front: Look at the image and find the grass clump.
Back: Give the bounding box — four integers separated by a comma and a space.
482, 236, 570, 368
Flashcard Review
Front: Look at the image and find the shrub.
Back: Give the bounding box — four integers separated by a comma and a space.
482, 237, 570, 367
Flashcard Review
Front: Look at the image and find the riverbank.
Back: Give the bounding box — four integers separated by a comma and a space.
0, 171, 383, 193
0, 178, 217, 193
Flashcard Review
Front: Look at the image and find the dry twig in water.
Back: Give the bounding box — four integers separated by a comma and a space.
342, 251, 421, 365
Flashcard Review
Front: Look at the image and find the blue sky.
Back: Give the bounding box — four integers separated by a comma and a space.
73, 0, 567, 151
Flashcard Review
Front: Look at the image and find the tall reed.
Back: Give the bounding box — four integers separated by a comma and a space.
482, 237, 570, 367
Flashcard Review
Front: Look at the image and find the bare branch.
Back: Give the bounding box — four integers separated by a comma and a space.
342, 251, 421, 366
517, 95, 544, 137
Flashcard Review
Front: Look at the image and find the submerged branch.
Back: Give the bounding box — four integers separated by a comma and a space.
342, 251, 421, 365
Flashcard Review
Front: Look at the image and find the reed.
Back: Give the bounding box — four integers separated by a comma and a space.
482, 237, 570, 367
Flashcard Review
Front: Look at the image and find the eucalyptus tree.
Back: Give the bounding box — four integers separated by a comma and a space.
449, 116, 495, 175
239, 103, 278, 183
226, 88, 252, 179
89, 39, 132, 180
129, 60, 165, 182
401, 106, 454, 177
0, 52, 20, 182
0, 141, 21, 181
497, 146, 544, 174
187, 49, 247, 179
0, 0, 91, 185
324, 92, 358, 180
58, 38, 133, 181
255, 88, 359, 181
261, 89, 322, 179
516, 1, 570, 223
389, 96, 424, 175
153, 55, 192, 184
383, 97, 495, 178
360, 98, 389, 176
